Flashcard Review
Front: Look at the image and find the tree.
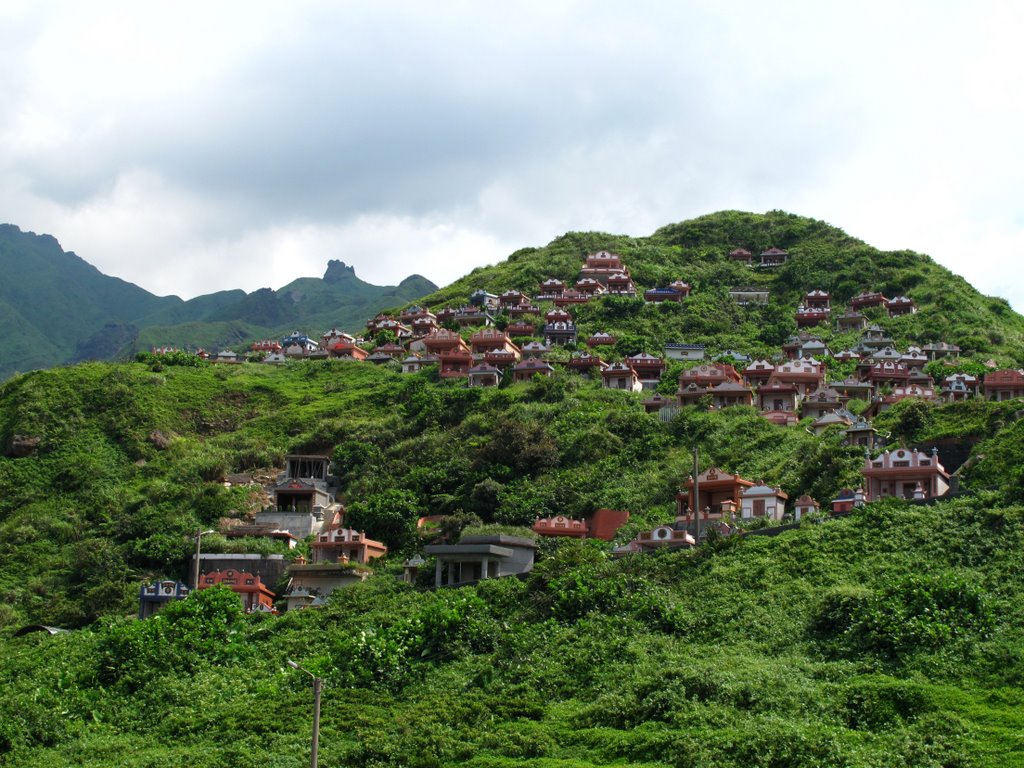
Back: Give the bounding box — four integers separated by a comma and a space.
878, 398, 934, 445
474, 418, 560, 479
346, 488, 421, 550
469, 478, 503, 520
97, 585, 246, 690
755, 303, 796, 347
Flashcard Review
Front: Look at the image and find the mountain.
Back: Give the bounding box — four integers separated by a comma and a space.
0, 224, 176, 374
2, 210, 1024, 765
0, 226, 438, 379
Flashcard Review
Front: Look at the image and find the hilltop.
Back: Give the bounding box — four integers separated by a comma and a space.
6, 210, 1022, 378
0, 224, 437, 380
409, 210, 1023, 366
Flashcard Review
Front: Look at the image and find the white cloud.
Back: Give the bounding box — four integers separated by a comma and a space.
179, 215, 515, 298
24, 170, 516, 297
0, 1, 1022, 313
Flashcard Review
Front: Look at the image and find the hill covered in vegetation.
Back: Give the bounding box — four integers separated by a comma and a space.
3, 210, 1024, 766
412, 210, 1024, 366
0, 225, 436, 380
1, 357, 1024, 765
5, 492, 1023, 767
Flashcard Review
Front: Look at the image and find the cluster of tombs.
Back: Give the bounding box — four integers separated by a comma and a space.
228, 325, 1022, 439
662, 349, 1024, 430
156, 324, 1024, 432
152, 248, 1023, 430
137, 249, 1023, 617
727, 284, 920, 322
180, 249, 1020, 426
139, 443, 955, 617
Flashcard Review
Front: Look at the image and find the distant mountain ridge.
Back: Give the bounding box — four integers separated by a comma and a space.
0, 225, 437, 380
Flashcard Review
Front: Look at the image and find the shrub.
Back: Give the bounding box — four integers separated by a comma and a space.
97, 585, 247, 690
840, 675, 931, 729
811, 574, 993, 661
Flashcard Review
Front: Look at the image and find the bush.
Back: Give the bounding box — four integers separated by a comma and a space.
811, 574, 993, 661
97, 585, 247, 690
345, 489, 421, 550
135, 351, 206, 368
841, 675, 931, 730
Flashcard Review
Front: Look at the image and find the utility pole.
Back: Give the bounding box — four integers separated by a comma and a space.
192, 529, 214, 589
692, 444, 700, 543
288, 659, 322, 768
311, 676, 322, 768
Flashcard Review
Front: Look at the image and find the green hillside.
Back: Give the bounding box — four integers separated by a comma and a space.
0, 300, 64, 374
413, 210, 1024, 366
3, 210, 1024, 766
0, 224, 176, 376
1, 360, 1024, 765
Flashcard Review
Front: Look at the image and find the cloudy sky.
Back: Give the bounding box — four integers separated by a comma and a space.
2, 1, 1023, 310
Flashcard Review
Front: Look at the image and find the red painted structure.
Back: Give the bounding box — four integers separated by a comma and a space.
198, 569, 275, 612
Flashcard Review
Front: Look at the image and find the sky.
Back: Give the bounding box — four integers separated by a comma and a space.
2, 1, 1023, 311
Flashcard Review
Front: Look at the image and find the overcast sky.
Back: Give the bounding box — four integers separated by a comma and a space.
2, 1, 1023, 311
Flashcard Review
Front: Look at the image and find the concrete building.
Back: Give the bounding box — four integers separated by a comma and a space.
283, 561, 370, 611
532, 509, 629, 541
862, 447, 950, 502
138, 580, 190, 619
739, 484, 788, 521
425, 534, 537, 587
197, 568, 276, 613
793, 495, 820, 521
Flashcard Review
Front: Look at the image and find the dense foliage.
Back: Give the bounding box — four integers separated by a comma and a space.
3, 210, 1024, 765
2, 495, 1024, 766
0, 360, 868, 627
0, 358, 1023, 765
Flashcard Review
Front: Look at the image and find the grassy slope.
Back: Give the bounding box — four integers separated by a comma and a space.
6, 360, 1022, 626
1, 361, 1024, 765
0, 299, 65, 375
